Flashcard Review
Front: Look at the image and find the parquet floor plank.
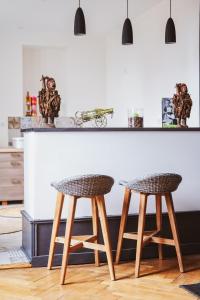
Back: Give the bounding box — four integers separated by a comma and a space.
0, 255, 199, 299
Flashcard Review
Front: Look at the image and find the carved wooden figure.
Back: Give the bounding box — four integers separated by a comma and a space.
172, 83, 192, 128
38, 76, 61, 126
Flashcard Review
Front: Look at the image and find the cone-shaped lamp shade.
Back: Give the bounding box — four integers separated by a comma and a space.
74, 7, 86, 36
122, 18, 133, 45
165, 17, 176, 44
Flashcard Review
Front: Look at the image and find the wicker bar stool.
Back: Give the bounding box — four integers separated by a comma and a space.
47, 174, 116, 285
115, 173, 184, 278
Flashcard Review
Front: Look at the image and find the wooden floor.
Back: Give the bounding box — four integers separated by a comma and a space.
0, 255, 200, 300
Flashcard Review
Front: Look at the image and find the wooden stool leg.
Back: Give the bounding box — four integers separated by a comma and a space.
47, 192, 64, 270
165, 193, 184, 273
91, 197, 100, 267
115, 188, 131, 264
96, 196, 116, 281
156, 194, 163, 260
135, 193, 147, 278
60, 196, 77, 285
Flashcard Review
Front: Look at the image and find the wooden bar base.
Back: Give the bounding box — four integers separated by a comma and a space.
116, 191, 184, 278
47, 193, 115, 285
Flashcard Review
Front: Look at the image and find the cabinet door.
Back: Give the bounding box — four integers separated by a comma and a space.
0, 152, 24, 201
0, 153, 23, 162
0, 186, 24, 201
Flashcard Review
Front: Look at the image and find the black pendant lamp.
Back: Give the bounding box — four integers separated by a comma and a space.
122, 0, 133, 45
165, 0, 176, 44
74, 0, 86, 36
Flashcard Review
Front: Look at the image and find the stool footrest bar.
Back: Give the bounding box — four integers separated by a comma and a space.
143, 230, 160, 245
55, 235, 97, 244
82, 241, 106, 252
123, 231, 175, 246
151, 236, 175, 246
55, 234, 106, 252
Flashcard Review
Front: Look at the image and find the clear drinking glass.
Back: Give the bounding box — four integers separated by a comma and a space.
128, 109, 135, 128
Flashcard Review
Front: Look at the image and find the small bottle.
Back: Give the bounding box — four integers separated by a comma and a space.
31, 97, 37, 117
26, 91, 32, 117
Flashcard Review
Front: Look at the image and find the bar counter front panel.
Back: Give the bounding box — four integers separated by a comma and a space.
22, 127, 200, 220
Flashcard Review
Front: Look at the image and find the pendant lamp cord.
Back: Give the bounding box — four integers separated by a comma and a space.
170, 0, 171, 18
127, 0, 129, 18
79, 0, 80, 8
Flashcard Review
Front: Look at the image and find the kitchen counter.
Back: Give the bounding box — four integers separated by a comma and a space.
22, 128, 200, 266
0, 147, 23, 153
22, 127, 200, 132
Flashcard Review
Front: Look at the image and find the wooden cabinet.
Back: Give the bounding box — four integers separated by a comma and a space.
0, 149, 24, 204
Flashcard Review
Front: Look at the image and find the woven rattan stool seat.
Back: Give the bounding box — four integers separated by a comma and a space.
51, 174, 114, 197
120, 173, 182, 194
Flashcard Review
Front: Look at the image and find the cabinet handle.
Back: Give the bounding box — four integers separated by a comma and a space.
11, 179, 21, 185
11, 161, 21, 167
11, 153, 21, 158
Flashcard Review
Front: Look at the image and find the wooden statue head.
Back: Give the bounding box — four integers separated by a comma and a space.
47, 78, 56, 91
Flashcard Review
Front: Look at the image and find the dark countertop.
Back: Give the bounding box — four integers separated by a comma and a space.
21, 127, 200, 132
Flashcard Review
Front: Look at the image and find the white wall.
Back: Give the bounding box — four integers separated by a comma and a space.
0, 29, 106, 146
0, 34, 23, 146
23, 46, 68, 114
0, 30, 67, 146
106, 0, 199, 127
65, 38, 106, 114
23, 38, 106, 116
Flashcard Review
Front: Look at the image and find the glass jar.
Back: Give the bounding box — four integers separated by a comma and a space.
134, 108, 144, 128
128, 108, 144, 128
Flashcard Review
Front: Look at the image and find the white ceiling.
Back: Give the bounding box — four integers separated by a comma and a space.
0, 0, 163, 33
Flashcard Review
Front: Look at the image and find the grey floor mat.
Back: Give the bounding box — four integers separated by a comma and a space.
180, 283, 200, 297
